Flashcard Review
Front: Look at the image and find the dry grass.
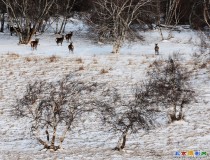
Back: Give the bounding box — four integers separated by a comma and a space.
128, 59, 132, 65
207, 60, 210, 64
93, 59, 98, 64
141, 60, 147, 64
24, 57, 32, 62
75, 58, 83, 63
24, 56, 38, 63
148, 60, 165, 68
186, 60, 195, 66
199, 63, 207, 69
48, 55, 59, 63
0, 109, 3, 115
7, 53, 20, 59
100, 68, 108, 74
79, 66, 84, 71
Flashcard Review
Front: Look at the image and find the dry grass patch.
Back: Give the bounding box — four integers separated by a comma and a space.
79, 66, 84, 71
199, 63, 207, 69
148, 59, 165, 68
128, 59, 132, 65
0, 109, 3, 115
48, 55, 59, 63
93, 58, 98, 64
141, 60, 147, 64
75, 58, 83, 64
9, 71, 13, 75
100, 68, 108, 74
24, 57, 32, 62
24, 56, 39, 63
7, 53, 20, 59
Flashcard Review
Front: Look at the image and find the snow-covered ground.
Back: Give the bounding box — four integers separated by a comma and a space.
0, 19, 210, 160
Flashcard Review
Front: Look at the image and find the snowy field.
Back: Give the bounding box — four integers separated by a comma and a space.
0, 19, 210, 160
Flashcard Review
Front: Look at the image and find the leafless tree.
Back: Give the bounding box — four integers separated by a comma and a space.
0, 1, 6, 32
147, 58, 196, 122
1, 0, 55, 44
155, 0, 185, 40
96, 86, 158, 150
52, 0, 76, 34
89, 0, 152, 54
164, 0, 182, 25
12, 74, 97, 151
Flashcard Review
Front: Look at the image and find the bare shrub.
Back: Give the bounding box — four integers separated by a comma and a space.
12, 74, 98, 151
89, 0, 152, 54
147, 58, 195, 122
96, 85, 158, 151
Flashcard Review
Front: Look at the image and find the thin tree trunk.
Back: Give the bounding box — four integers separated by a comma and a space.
112, 35, 124, 54
18, 24, 37, 44
156, 0, 164, 40
55, 17, 59, 34
58, 126, 70, 149
0, 13, 5, 32
59, 16, 69, 34
59, 17, 66, 34
62, 17, 68, 33
114, 127, 129, 151
112, 41, 121, 54
50, 126, 57, 149
37, 20, 43, 32
158, 26, 164, 40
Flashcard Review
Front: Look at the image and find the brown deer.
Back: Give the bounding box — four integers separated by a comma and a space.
30, 38, 39, 50
155, 43, 159, 55
68, 42, 74, 54
56, 35, 64, 46
65, 32, 73, 42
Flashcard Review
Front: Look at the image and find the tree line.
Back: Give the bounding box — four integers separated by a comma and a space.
0, 0, 209, 52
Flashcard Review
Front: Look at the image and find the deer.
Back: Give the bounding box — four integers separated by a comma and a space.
68, 42, 74, 54
155, 43, 159, 55
30, 38, 39, 50
65, 32, 73, 42
56, 35, 64, 46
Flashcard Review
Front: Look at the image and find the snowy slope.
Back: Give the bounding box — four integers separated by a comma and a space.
0, 19, 210, 160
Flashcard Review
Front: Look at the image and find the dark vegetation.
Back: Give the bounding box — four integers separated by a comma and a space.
0, 0, 209, 41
